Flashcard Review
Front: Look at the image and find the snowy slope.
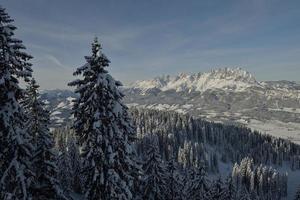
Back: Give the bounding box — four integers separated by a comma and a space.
123, 67, 300, 143
40, 90, 77, 128
41, 68, 300, 144
128, 67, 260, 93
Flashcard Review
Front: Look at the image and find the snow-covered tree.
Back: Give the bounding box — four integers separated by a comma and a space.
166, 156, 183, 200
57, 144, 72, 193
141, 136, 167, 200
22, 79, 40, 145
238, 187, 252, 200
295, 185, 300, 200
23, 79, 67, 199
68, 38, 139, 199
0, 6, 34, 199
222, 177, 236, 200
66, 133, 82, 193
206, 177, 224, 200
186, 164, 210, 200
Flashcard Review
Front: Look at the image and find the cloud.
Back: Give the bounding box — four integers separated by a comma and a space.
32, 54, 69, 69
7, 0, 300, 89
31, 54, 74, 89
21, 23, 93, 42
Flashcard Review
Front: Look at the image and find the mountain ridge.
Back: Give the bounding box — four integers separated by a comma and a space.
40, 68, 300, 144
127, 68, 300, 95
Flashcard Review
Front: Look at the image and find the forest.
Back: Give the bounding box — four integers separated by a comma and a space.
1, 5, 300, 200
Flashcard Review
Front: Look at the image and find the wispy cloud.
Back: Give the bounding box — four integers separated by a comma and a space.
32, 53, 69, 69
4, 0, 299, 89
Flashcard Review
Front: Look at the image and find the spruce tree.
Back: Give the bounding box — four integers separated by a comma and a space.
22, 79, 40, 145
238, 186, 252, 200
222, 177, 236, 200
141, 136, 167, 200
69, 38, 139, 199
57, 144, 72, 193
166, 157, 183, 200
206, 178, 224, 200
295, 185, 300, 200
0, 6, 34, 199
66, 133, 82, 193
23, 79, 67, 199
186, 164, 210, 200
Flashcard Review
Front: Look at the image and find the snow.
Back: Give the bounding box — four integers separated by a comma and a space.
50, 110, 62, 116
66, 96, 76, 102
70, 193, 84, 200
129, 103, 196, 114
205, 154, 300, 200
56, 102, 67, 109
128, 102, 300, 145
151, 104, 172, 111
55, 119, 64, 123
175, 109, 187, 114
130, 68, 261, 93
269, 107, 300, 114
126, 103, 139, 107
277, 164, 300, 200
182, 104, 193, 109
247, 119, 300, 144
42, 99, 50, 105
66, 96, 76, 106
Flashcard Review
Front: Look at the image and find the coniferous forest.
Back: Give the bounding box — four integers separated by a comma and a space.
1, 5, 300, 200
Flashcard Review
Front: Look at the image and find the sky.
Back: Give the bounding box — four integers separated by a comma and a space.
2, 0, 300, 89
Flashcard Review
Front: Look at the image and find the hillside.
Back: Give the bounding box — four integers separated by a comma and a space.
41, 68, 300, 144
123, 68, 300, 143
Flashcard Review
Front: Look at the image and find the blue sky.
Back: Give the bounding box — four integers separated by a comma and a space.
2, 0, 300, 89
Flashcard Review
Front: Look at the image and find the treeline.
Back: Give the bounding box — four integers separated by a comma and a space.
0, 5, 138, 199
52, 105, 297, 199
0, 7, 67, 199
1, 4, 300, 200
232, 157, 288, 200
131, 108, 300, 171
53, 124, 289, 200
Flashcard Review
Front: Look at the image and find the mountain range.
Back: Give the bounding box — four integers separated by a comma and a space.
41, 68, 300, 144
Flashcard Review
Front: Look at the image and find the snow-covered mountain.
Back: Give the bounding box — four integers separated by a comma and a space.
124, 68, 300, 143
127, 67, 260, 93
40, 90, 77, 128
41, 68, 300, 144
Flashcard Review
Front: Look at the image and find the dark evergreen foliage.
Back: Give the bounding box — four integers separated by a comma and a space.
131, 108, 300, 171
295, 185, 300, 200
68, 38, 139, 199
0, 6, 34, 199
0, 5, 298, 199
232, 157, 287, 199
141, 135, 168, 200
23, 79, 67, 199
185, 165, 210, 200
166, 156, 184, 200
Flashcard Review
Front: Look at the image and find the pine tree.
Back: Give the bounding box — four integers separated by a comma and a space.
206, 178, 222, 200
222, 177, 236, 200
166, 156, 183, 200
141, 136, 167, 200
186, 164, 210, 200
238, 186, 252, 200
0, 6, 34, 199
295, 185, 300, 200
22, 79, 40, 145
68, 38, 139, 199
23, 79, 67, 199
57, 145, 72, 193
66, 133, 82, 193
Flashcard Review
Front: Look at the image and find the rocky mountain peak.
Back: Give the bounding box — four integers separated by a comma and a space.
130, 67, 259, 93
